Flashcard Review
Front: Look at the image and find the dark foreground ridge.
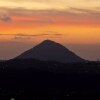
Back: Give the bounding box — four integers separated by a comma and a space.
0, 59, 100, 99
16, 40, 86, 63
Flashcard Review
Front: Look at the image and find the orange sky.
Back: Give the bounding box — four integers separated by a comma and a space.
0, 14, 100, 44
0, 0, 100, 60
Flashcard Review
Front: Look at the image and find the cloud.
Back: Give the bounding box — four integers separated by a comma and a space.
14, 36, 31, 40
0, 33, 49, 37
1, 0, 100, 10
70, 7, 92, 13
44, 31, 62, 36
0, 15, 12, 22
0, 32, 63, 40
1, 7, 100, 18
0, 7, 100, 25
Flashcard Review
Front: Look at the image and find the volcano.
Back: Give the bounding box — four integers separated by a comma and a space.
16, 40, 85, 63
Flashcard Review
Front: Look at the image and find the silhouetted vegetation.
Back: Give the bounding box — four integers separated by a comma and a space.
0, 59, 100, 99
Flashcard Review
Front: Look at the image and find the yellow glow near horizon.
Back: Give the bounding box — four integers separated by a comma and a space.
0, 0, 100, 10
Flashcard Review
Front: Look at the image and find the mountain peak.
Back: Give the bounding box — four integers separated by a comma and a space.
39, 40, 63, 48
16, 40, 86, 63
41, 39, 57, 44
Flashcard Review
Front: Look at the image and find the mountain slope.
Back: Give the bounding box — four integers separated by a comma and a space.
16, 40, 85, 63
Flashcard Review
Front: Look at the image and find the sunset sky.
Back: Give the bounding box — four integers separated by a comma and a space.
0, 0, 100, 60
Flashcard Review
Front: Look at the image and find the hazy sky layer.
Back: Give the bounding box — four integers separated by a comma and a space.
0, 0, 100, 60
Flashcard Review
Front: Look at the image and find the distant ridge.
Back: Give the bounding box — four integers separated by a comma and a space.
16, 40, 86, 63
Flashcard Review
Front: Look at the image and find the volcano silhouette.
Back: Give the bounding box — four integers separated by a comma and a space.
16, 40, 85, 63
